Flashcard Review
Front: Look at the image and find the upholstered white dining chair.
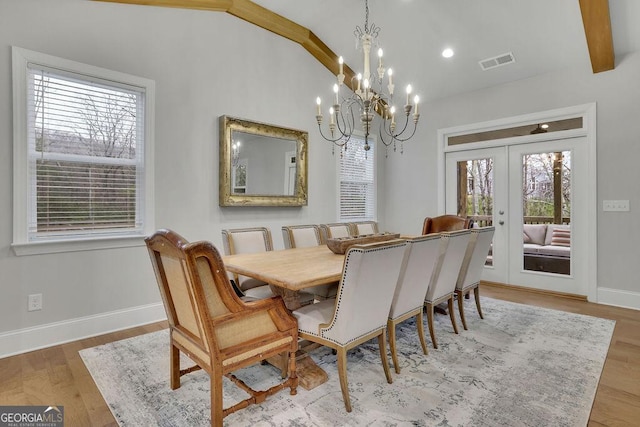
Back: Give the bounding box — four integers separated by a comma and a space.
424, 229, 472, 349
455, 226, 495, 330
282, 224, 324, 248
221, 227, 314, 305
388, 234, 443, 373
221, 227, 276, 300
293, 239, 407, 412
319, 222, 353, 241
351, 220, 379, 235
282, 224, 337, 301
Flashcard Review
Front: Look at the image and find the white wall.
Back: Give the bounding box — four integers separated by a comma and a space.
2, 0, 638, 357
384, 51, 640, 308
0, 0, 361, 357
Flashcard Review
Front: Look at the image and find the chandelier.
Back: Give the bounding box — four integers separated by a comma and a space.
315, 0, 420, 155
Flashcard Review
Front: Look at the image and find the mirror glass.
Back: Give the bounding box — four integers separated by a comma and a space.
219, 116, 308, 206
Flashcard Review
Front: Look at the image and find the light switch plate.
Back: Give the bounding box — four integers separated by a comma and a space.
603, 200, 630, 212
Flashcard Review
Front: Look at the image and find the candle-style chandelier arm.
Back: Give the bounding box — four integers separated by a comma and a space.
379, 114, 419, 145
316, 124, 349, 146
315, 97, 357, 146
380, 105, 416, 139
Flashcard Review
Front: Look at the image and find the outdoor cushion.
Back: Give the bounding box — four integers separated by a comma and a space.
550, 228, 571, 247
523, 224, 547, 245
544, 224, 571, 245
537, 245, 571, 257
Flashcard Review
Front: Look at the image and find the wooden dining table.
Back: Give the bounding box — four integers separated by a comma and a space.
222, 245, 346, 390
222, 245, 346, 310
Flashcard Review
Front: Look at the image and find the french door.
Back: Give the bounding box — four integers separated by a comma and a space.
445, 137, 589, 296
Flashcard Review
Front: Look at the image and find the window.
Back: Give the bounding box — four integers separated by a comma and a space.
12, 47, 155, 255
337, 134, 376, 221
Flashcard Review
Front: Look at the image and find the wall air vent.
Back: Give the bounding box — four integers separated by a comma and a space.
479, 52, 516, 71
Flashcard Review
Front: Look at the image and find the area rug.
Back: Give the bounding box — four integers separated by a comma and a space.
80, 297, 615, 426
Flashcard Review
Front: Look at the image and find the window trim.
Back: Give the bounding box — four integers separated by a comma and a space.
335, 133, 377, 222
11, 47, 155, 256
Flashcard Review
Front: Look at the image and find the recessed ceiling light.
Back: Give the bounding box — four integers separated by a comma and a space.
442, 48, 454, 58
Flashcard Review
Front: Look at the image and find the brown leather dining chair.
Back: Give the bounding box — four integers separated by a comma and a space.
422, 215, 473, 235
145, 229, 299, 427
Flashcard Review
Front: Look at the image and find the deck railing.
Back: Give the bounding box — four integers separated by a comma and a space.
469, 215, 570, 227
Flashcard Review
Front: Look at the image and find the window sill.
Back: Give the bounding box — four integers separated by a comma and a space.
12, 235, 147, 256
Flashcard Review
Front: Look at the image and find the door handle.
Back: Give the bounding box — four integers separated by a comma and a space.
499, 220, 505, 225
499, 210, 504, 215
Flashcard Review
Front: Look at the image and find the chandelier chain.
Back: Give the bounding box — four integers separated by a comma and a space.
364, 0, 369, 33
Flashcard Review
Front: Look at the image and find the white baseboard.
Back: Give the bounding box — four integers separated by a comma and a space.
0, 302, 167, 359
597, 287, 640, 311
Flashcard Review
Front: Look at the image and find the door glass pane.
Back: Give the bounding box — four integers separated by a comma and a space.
522, 151, 571, 275
457, 158, 494, 265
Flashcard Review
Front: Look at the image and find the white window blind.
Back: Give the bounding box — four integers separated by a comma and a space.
26, 64, 145, 241
338, 135, 376, 221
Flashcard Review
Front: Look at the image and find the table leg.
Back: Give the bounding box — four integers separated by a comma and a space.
266, 286, 328, 389
269, 285, 303, 310
267, 348, 328, 390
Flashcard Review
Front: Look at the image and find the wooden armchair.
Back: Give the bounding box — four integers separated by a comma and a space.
422, 215, 473, 235
145, 229, 298, 427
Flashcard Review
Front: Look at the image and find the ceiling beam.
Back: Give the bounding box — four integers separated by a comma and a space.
93, 0, 357, 91
579, 0, 615, 73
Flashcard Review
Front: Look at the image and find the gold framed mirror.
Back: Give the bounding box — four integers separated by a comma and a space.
219, 116, 308, 207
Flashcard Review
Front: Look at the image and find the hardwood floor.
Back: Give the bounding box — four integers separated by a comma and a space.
0, 284, 638, 426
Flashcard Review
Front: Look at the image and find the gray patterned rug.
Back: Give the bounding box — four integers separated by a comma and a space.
80, 297, 614, 426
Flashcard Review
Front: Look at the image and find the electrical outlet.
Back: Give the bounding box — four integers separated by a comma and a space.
603, 200, 630, 212
28, 293, 42, 311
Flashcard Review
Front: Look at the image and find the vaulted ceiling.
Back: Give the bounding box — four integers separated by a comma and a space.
96, 0, 640, 103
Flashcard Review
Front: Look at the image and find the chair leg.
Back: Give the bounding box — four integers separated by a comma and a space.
280, 352, 288, 379
288, 350, 298, 396
211, 374, 224, 427
416, 311, 429, 355
377, 331, 393, 384
336, 348, 352, 412
457, 291, 468, 331
170, 344, 180, 389
387, 320, 401, 374
474, 286, 484, 319
426, 303, 438, 349
448, 296, 459, 334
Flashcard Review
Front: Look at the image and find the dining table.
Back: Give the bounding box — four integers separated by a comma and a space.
222, 244, 346, 310
222, 244, 346, 390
